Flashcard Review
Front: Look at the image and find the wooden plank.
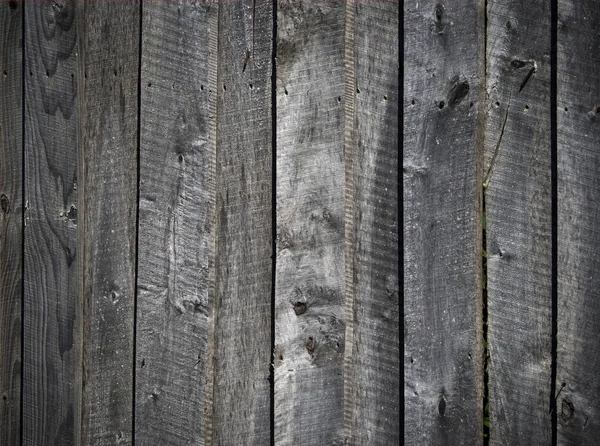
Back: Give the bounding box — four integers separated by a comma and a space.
0, 2, 22, 445
75, 1, 139, 443
22, 1, 78, 444
210, 1, 272, 444
274, 1, 346, 444
134, 2, 217, 444
484, 1, 553, 443
404, 0, 485, 444
557, 0, 600, 443
343, 0, 400, 444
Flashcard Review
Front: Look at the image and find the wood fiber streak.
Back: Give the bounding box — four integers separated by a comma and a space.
275, 1, 346, 444
0, 2, 22, 445
75, 1, 139, 444
404, 0, 485, 444
484, 1, 553, 444
344, 1, 400, 444
211, 1, 272, 444
557, 0, 600, 443
23, 1, 77, 444
135, 2, 216, 444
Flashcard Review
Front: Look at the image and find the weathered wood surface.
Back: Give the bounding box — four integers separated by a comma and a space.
484, 1, 553, 443
0, 2, 23, 445
275, 1, 346, 444
211, 1, 273, 444
75, 1, 139, 443
22, 2, 78, 444
135, 2, 216, 444
557, 0, 600, 443
404, 0, 485, 444
343, 0, 400, 444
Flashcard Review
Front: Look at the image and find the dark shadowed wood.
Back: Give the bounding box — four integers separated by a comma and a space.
0, 2, 22, 445
22, 2, 77, 444
135, 2, 216, 444
484, 1, 553, 443
275, 1, 346, 444
75, 1, 139, 443
557, 1, 600, 443
211, 1, 272, 444
343, 0, 400, 444
404, 0, 485, 444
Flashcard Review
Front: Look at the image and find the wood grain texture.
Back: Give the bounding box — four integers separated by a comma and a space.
557, 0, 600, 443
211, 1, 272, 444
343, 0, 400, 444
22, 2, 77, 444
275, 1, 346, 444
75, 1, 139, 443
484, 1, 553, 443
135, 2, 217, 444
404, 0, 485, 444
0, 2, 22, 445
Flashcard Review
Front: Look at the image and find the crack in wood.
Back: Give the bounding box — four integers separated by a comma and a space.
485, 97, 511, 187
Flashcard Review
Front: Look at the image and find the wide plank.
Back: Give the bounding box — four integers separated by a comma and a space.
404, 0, 485, 444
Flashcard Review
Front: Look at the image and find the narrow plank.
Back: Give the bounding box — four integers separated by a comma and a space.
135, 2, 217, 444
0, 2, 23, 445
274, 1, 346, 444
22, 1, 77, 444
211, 1, 272, 444
557, 0, 600, 442
484, 1, 553, 443
75, 1, 139, 443
343, 0, 400, 444
404, 0, 485, 444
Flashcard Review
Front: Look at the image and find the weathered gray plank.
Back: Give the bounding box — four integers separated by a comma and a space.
22, 1, 77, 444
135, 2, 217, 444
404, 0, 485, 444
0, 2, 22, 445
274, 1, 346, 444
343, 0, 400, 444
75, 1, 139, 443
557, 0, 600, 443
484, 1, 553, 443
210, 1, 273, 444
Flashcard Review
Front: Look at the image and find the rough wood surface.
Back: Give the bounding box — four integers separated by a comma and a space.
135, 2, 217, 444
211, 1, 273, 444
274, 1, 346, 444
404, 0, 485, 444
484, 1, 553, 443
0, 2, 23, 445
557, 0, 600, 443
343, 1, 400, 444
22, 2, 78, 444
75, 1, 139, 443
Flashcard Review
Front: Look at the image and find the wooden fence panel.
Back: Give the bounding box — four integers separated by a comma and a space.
135, 2, 216, 444
557, 0, 600, 443
23, 1, 78, 444
404, 0, 485, 444
274, 1, 346, 444
484, 1, 553, 443
75, 1, 140, 444
0, 2, 23, 445
343, 1, 400, 444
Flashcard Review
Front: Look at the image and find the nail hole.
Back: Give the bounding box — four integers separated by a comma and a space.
596, 107, 600, 114
438, 101, 445, 109
438, 396, 446, 416
293, 302, 307, 316
46, 70, 50, 77
200, 85, 204, 91
495, 101, 500, 107
470, 101, 473, 107
383, 95, 388, 101
141, 359, 146, 368
279, 355, 283, 360
356, 87, 360, 94
223, 84, 226, 91
178, 154, 184, 164
147, 82, 152, 87
337, 96, 341, 102
2, 71, 6, 77
284, 87, 288, 95
411, 99, 416, 105
249, 83, 253, 89
2, 394, 7, 401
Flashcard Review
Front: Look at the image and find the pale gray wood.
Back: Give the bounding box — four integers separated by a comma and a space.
135, 2, 217, 444
557, 0, 600, 443
75, 1, 139, 443
275, 1, 346, 444
404, 0, 485, 444
23, 1, 78, 444
484, 1, 553, 444
343, 0, 400, 444
0, 2, 23, 445
211, 1, 272, 444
